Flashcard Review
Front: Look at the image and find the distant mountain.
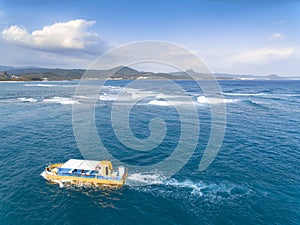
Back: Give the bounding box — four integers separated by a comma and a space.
169, 71, 288, 80
113, 66, 141, 77
0, 65, 42, 71
0, 66, 15, 71
213, 73, 280, 80
265, 74, 281, 79
0, 66, 298, 81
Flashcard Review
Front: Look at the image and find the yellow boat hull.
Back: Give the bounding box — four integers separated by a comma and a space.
43, 173, 126, 186
41, 161, 128, 187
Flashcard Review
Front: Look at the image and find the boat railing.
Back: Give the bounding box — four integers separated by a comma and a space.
56, 167, 125, 180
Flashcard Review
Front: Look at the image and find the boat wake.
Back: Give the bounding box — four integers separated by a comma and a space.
126, 172, 166, 185
126, 172, 251, 202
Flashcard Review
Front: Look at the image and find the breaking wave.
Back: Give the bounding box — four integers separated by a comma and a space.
24, 84, 59, 87
43, 97, 80, 105
24, 83, 77, 88
147, 99, 196, 106
17, 97, 38, 103
223, 92, 300, 99
223, 92, 267, 96
240, 99, 269, 108
197, 96, 238, 104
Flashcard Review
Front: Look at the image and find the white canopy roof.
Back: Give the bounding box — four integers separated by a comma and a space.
77, 160, 100, 170
61, 159, 100, 170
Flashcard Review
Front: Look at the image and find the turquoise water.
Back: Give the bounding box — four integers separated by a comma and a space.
0, 80, 299, 225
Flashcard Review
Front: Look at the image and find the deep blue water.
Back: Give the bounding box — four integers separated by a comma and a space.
0, 80, 299, 225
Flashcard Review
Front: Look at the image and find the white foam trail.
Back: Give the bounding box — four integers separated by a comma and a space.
126, 173, 206, 194
126, 173, 166, 185
126, 172, 250, 200
164, 179, 206, 196
58, 181, 64, 188
17, 97, 38, 102
43, 97, 80, 105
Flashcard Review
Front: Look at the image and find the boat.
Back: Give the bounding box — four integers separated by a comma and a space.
41, 159, 128, 187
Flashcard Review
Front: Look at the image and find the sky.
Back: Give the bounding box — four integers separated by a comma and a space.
0, 0, 299, 75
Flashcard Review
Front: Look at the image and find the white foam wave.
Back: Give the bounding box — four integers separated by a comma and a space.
99, 92, 156, 102
224, 99, 238, 103
102, 85, 123, 91
223, 92, 300, 98
43, 97, 80, 105
17, 97, 38, 103
148, 99, 194, 106
99, 93, 119, 101
223, 92, 267, 96
62, 85, 78, 88
197, 96, 208, 104
76, 95, 90, 99
148, 95, 196, 106
99, 95, 132, 102
24, 83, 77, 88
24, 84, 58, 87
282, 94, 300, 97
197, 96, 238, 104
98, 86, 156, 102
148, 99, 173, 106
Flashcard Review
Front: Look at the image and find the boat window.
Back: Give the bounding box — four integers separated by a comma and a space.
105, 166, 108, 176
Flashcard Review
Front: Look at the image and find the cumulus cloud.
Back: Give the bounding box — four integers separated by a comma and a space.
269, 32, 285, 41
232, 47, 295, 64
1, 19, 105, 54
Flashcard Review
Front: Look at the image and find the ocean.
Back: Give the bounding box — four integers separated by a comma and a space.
0, 80, 299, 225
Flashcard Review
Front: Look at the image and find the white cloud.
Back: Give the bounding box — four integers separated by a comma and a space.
232, 47, 295, 64
269, 32, 284, 41
1, 19, 104, 54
